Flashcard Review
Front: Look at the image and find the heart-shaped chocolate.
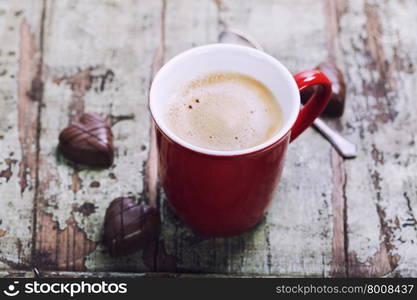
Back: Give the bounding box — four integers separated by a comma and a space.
103, 197, 161, 257
59, 113, 114, 168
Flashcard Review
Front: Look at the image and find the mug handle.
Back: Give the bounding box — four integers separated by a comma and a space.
290, 69, 332, 142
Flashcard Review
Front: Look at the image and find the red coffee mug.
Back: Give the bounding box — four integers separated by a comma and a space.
150, 44, 331, 237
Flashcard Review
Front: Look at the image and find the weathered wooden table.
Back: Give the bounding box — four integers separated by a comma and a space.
0, 0, 416, 278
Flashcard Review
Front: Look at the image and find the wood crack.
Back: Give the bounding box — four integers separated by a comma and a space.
403, 192, 417, 231
330, 148, 348, 277
28, 0, 46, 269
144, 0, 167, 272
342, 163, 349, 277
344, 0, 405, 277
323, 0, 349, 278
264, 224, 273, 275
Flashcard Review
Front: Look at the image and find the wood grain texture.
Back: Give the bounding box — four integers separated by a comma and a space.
338, 0, 417, 277
0, 0, 416, 277
33, 0, 163, 271
0, 0, 44, 270
322, 0, 349, 278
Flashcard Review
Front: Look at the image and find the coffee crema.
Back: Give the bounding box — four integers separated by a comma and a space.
164, 72, 283, 151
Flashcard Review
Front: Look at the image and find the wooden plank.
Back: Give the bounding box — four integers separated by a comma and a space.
157, 0, 334, 276
0, 0, 414, 278
0, 269, 307, 278
33, 0, 164, 272
337, 0, 417, 277
322, 0, 349, 278
0, 0, 44, 270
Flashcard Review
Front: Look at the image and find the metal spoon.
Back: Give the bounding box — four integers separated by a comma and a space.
219, 28, 357, 159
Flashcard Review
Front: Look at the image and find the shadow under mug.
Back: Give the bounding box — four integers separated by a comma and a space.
149, 44, 331, 237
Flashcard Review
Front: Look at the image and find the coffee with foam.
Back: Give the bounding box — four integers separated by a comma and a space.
164, 72, 283, 151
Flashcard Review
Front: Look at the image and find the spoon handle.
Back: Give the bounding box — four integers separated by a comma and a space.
312, 118, 357, 158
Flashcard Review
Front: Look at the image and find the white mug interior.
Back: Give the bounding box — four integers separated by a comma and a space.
149, 44, 300, 156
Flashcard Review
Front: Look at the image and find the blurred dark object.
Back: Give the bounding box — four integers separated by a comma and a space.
103, 197, 161, 257
301, 61, 346, 118
33, 267, 42, 278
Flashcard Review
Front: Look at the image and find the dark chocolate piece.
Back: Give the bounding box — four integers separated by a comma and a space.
103, 197, 161, 257
59, 113, 114, 167
300, 61, 346, 118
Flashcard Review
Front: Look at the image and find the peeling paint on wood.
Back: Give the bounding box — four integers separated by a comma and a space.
34, 212, 96, 271
340, 0, 417, 277
323, 0, 348, 278
33, 0, 164, 272
0, 158, 18, 182
0, 0, 416, 277
0, 0, 44, 270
